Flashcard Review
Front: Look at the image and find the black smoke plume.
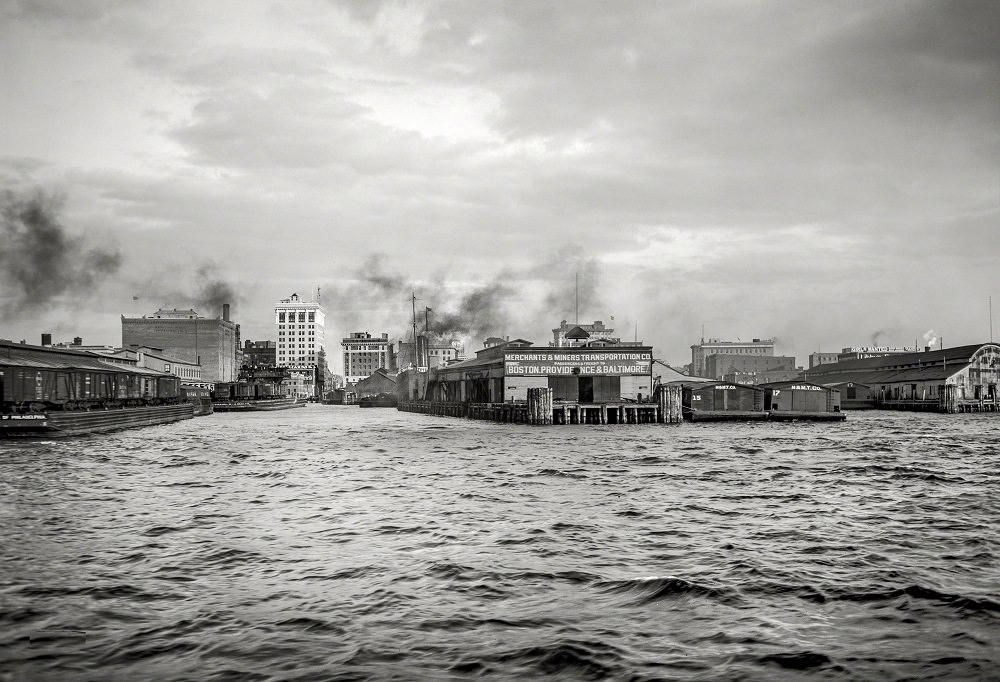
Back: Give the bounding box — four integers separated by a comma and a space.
324, 250, 614, 348
425, 274, 516, 343
324, 254, 519, 345
129, 262, 241, 320
324, 253, 417, 336
0, 188, 121, 316
187, 264, 239, 318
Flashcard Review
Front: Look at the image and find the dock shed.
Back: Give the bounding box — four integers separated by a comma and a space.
825, 381, 876, 409
762, 381, 844, 420
680, 381, 765, 421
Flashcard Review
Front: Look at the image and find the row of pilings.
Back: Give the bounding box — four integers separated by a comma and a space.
397, 385, 685, 425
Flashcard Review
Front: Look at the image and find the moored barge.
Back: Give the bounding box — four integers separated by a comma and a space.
212, 396, 304, 412
1, 340, 194, 437
2, 403, 194, 437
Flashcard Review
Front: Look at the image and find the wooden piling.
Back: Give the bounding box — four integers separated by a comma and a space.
941, 385, 957, 414
527, 387, 553, 425
658, 385, 683, 423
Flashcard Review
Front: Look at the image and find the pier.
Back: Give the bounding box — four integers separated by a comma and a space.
878, 395, 999, 413
398, 400, 670, 424
398, 385, 685, 425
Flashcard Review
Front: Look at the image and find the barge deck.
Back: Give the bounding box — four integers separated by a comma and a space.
1, 403, 195, 437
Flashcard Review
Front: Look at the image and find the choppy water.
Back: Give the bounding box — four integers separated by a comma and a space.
1, 408, 998, 681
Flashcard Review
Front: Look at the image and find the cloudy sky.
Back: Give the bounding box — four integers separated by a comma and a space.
1, 0, 997, 372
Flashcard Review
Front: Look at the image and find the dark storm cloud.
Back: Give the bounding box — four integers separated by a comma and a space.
0, 187, 122, 315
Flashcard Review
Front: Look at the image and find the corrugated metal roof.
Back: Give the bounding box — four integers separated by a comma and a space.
808, 344, 988, 375
105, 362, 170, 376
653, 361, 712, 383
0, 341, 169, 376
676, 380, 763, 391
806, 364, 970, 386
760, 380, 832, 389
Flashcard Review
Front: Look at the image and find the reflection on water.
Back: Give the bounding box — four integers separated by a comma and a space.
1, 408, 998, 679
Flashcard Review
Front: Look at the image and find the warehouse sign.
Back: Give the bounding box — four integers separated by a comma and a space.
504, 351, 652, 376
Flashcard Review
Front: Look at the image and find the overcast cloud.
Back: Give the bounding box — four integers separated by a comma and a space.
1, 0, 997, 370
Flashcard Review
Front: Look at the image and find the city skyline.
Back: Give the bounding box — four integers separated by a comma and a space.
2, 1, 997, 370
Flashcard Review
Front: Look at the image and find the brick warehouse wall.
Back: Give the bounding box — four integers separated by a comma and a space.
122, 318, 238, 383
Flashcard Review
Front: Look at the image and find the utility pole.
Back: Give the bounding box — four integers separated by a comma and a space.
424, 306, 431, 368
411, 292, 417, 365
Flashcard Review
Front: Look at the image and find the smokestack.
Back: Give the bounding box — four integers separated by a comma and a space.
925, 346, 931, 353
223, 303, 230, 322
74, 337, 82, 346
41, 333, 51, 346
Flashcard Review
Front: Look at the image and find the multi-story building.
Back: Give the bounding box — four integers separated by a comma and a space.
134, 347, 203, 383
809, 352, 840, 369
705, 354, 796, 380
428, 340, 463, 368
395, 335, 463, 370
243, 340, 277, 367
551, 320, 617, 347
837, 346, 914, 362
275, 293, 325, 398
342, 332, 391, 384
121, 305, 239, 383
690, 338, 774, 378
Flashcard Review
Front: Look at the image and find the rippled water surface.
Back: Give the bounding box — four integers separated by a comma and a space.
1, 407, 998, 680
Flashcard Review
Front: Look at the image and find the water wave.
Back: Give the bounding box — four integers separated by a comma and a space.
1, 408, 997, 679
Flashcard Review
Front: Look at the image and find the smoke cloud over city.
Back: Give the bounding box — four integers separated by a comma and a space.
323, 250, 613, 353
0, 187, 122, 317
185, 264, 239, 319
531, 247, 606, 325
124, 261, 243, 321
425, 275, 516, 343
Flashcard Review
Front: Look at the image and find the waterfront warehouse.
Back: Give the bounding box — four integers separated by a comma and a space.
425, 339, 653, 402
801, 342, 1000, 412
398, 338, 658, 424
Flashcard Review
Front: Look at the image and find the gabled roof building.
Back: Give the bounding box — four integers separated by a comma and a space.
801, 343, 1000, 411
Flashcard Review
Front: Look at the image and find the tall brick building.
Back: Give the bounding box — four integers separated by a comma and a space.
690, 338, 775, 378
121, 306, 239, 384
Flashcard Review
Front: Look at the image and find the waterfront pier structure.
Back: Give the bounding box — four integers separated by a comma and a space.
396, 337, 679, 424
394, 337, 843, 425
801, 343, 1000, 413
